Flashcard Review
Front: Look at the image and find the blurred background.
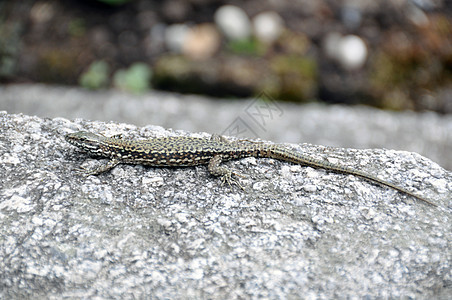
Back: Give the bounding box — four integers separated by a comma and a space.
1, 0, 451, 110
0, 0, 451, 167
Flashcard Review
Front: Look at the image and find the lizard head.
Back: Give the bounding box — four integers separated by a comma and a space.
65, 131, 105, 154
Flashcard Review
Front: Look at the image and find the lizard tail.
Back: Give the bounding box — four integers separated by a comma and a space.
264, 145, 436, 207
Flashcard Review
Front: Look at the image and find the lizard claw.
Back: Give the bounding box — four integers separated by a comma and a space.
74, 166, 95, 177
220, 171, 246, 190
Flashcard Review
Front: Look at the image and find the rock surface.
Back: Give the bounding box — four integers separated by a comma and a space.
0, 112, 450, 298
1, 84, 451, 171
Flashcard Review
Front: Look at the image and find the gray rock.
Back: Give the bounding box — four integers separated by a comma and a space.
0, 111, 450, 299
1, 84, 451, 171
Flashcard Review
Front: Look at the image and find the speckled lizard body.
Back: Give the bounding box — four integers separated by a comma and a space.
65, 131, 436, 206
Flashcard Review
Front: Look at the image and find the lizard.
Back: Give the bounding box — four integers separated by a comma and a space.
65, 131, 436, 207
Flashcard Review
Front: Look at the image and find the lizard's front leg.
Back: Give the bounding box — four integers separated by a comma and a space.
78, 158, 121, 176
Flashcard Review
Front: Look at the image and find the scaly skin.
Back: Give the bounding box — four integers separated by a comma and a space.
65, 131, 436, 206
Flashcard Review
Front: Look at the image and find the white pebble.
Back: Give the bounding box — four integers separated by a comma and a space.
214, 5, 251, 40
253, 11, 284, 43
337, 35, 368, 70
165, 23, 190, 52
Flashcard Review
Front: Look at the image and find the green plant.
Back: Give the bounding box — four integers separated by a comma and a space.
113, 62, 152, 93
79, 60, 109, 90
227, 37, 264, 56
